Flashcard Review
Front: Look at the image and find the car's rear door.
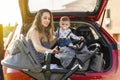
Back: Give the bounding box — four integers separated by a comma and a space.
0, 24, 4, 80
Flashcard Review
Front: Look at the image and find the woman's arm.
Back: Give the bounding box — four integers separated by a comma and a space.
30, 30, 53, 53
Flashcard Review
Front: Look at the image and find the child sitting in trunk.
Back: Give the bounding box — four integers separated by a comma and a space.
54, 16, 90, 68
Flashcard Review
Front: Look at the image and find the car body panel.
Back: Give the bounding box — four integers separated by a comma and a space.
0, 24, 4, 80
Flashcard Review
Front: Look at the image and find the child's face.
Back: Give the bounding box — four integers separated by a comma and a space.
60, 21, 70, 30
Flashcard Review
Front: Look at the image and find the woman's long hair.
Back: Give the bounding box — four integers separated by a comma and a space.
31, 9, 54, 44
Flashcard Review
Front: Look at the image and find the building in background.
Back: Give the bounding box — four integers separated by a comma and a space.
101, 0, 120, 42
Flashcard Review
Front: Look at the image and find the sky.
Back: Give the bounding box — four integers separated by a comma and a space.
0, 0, 71, 27
0, 0, 75, 27
0, 0, 22, 26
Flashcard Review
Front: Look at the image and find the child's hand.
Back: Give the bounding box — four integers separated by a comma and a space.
80, 36, 84, 41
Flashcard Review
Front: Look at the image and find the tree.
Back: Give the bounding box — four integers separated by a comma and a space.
3, 24, 15, 37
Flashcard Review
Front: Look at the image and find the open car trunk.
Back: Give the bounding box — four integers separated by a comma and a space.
18, 0, 111, 75
21, 20, 112, 79
1, 20, 112, 80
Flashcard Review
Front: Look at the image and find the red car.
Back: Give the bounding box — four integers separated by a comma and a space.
1, 0, 120, 80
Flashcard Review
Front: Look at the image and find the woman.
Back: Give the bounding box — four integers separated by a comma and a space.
26, 9, 68, 80
26, 9, 59, 65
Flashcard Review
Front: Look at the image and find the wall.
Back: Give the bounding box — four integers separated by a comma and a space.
102, 0, 120, 42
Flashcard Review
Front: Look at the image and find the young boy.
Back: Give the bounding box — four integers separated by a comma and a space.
54, 16, 90, 68
54, 16, 84, 48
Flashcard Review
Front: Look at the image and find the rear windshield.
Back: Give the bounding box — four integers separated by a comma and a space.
28, 0, 98, 13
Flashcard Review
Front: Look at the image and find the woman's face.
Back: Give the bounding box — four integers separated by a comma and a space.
41, 12, 51, 27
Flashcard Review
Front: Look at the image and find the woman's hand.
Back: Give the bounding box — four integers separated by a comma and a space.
52, 46, 59, 54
